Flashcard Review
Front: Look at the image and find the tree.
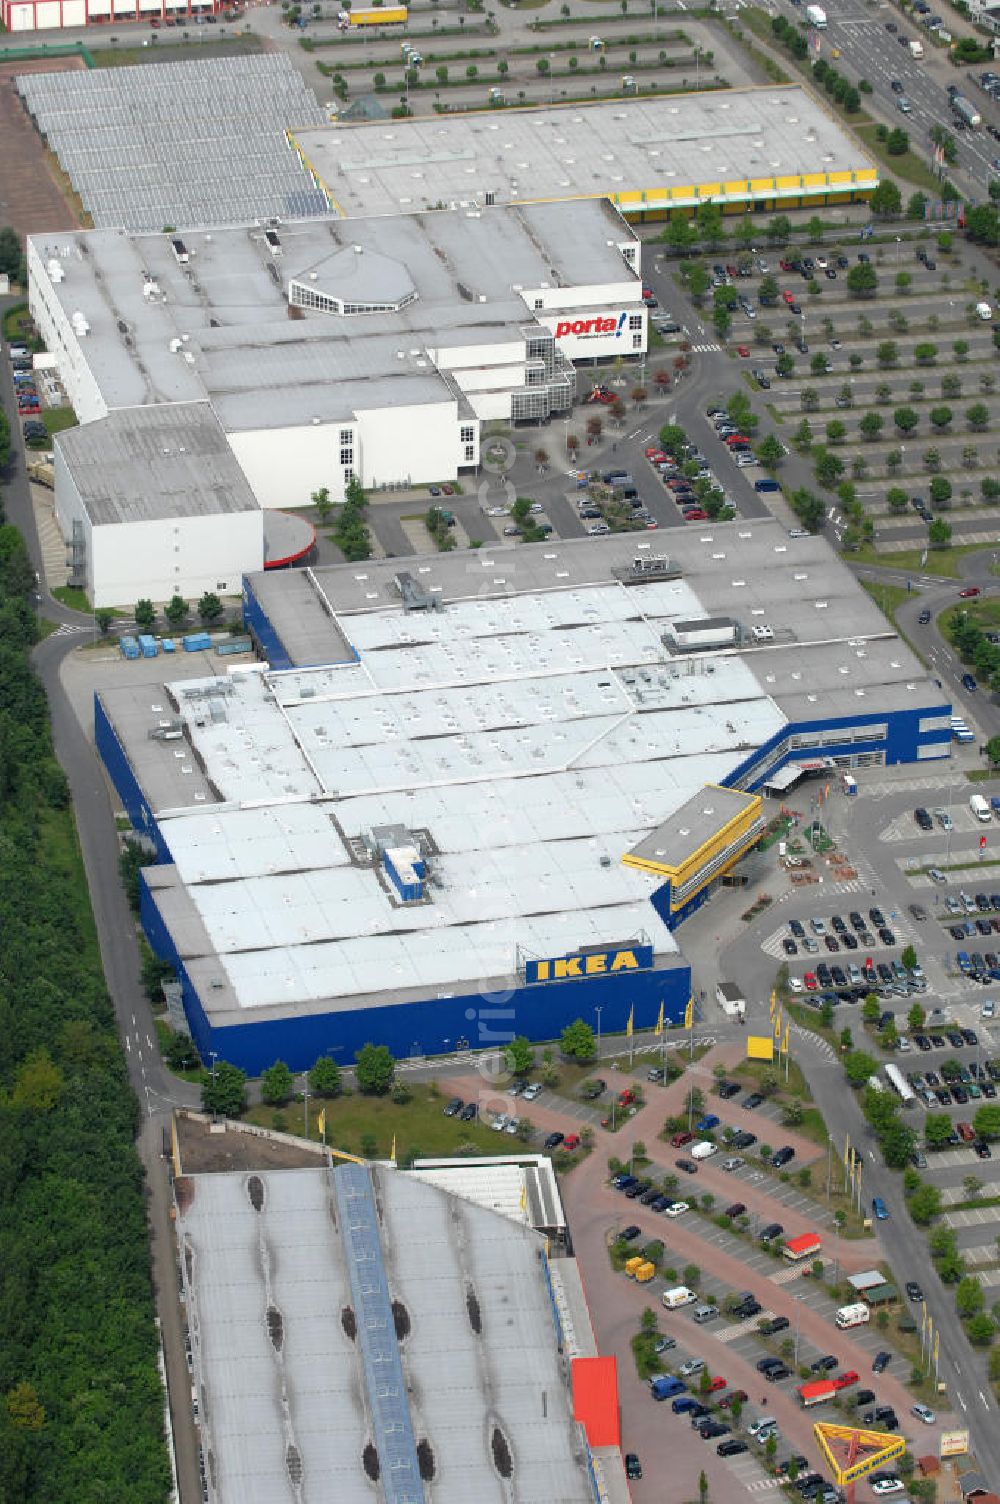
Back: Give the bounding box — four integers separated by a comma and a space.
759, 273, 779, 304
311, 485, 333, 522
790, 488, 826, 532
197, 591, 223, 625
895, 271, 912, 296
560, 1018, 597, 1061
664, 217, 697, 255
954, 338, 970, 362
929, 477, 952, 509
847, 262, 877, 298
164, 593, 188, 628
907, 1002, 925, 1034
95, 607, 116, 636
698, 1470, 709, 1504
864, 1087, 900, 1134
134, 597, 155, 631
862, 994, 881, 1025
782, 1099, 804, 1127
967, 1313, 996, 1346
505, 1036, 535, 1077
696, 202, 725, 247
164, 1031, 199, 1071
871, 179, 902, 216
825, 419, 846, 445
844, 1049, 878, 1088
308, 1055, 342, 1097
957, 1275, 985, 1318
966, 403, 991, 431
893, 406, 919, 434
356, 1042, 396, 1095
974, 1103, 1000, 1140
756, 433, 784, 470
202, 1059, 247, 1117
860, 412, 883, 441
262, 1059, 294, 1105
928, 519, 952, 549
928, 406, 952, 432
924, 1112, 954, 1149
776, 352, 795, 378
886, 127, 909, 156
877, 341, 898, 368
908, 1182, 942, 1225
814, 449, 844, 488
882, 1121, 917, 1169
792, 419, 813, 452
886, 487, 908, 514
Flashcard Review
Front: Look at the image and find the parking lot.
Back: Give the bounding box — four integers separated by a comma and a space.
440, 1038, 948, 1500
688, 235, 1000, 547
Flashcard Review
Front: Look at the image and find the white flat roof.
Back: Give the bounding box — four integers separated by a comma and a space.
293, 87, 875, 219
103, 522, 946, 1024
30, 198, 637, 429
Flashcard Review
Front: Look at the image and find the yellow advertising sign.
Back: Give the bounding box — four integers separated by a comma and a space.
939, 1430, 970, 1459
747, 1034, 774, 1061
813, 1423, 905, 1486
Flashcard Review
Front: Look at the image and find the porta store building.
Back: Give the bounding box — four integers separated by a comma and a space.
96, 526, 950, 1075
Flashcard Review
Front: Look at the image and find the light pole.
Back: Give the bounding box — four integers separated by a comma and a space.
793, 1296, 803, 1367
302, 1072, 310, 1137
594, 1004, 603, 1062
826, 1133, 834, 1201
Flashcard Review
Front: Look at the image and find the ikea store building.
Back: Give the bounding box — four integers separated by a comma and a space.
96, 525, 949, 1074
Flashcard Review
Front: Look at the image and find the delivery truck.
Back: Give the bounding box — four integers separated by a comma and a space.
909, 38, 924, 57
805, 4, 826, 25
971, 794, 992, 823
662, 1286, 697, 1309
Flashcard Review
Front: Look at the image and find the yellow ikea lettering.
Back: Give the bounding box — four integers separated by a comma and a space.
553, 957, 584, 979
585, 954, 607, 975
534, 961, 550, 981
610, 950, 639, 973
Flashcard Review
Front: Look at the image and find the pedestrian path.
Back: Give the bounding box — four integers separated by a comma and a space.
689, 342, 723, 354
768, 1262, 809, 1287
53, 622, 86, 637
790, 1025, 838, 1064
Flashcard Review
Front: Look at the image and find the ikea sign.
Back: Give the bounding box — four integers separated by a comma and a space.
525, 945, 653, 985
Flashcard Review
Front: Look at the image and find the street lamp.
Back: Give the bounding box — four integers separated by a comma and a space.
594, 1005, 603, 1061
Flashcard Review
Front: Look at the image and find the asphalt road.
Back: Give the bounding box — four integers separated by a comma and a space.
767, 0, 999, 197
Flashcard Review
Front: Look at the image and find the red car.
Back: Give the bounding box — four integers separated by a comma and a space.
804, 972, 818, 991
683, 509, 708, 522
783, 290, 796, 305
707, 1377, 727, 1393
959, 586, 981, 598
563, 1133, 581, 1152
642, 285, 654, 301
672, 1130, 694, 1147
833, 1370, 859, 1390
725, 435, 751, 447
718, 1389, 748, 1410
736, 345, 751, 357
779, 259, 793, 271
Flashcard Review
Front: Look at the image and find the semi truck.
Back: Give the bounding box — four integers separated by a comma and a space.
805, 4, 827, 25
951, 93, 982, 128
339, 5, 408, 25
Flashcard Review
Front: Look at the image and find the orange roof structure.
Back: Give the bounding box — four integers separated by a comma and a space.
571, 1356, 619, 1448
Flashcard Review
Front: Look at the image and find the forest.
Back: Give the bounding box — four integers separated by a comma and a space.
0, 521, 169, 1500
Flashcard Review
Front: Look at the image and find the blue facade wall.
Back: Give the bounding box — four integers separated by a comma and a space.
242, 575, 293, 671
726, 702, 951, 795
95, 694, 171, 861
138, 861, 691, 1073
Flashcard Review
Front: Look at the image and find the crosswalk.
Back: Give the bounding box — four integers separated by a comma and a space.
52, 622, 86, 637
690, 342, 723, 354
790, 1025, 838, 1063
768, 1261, 809, 1286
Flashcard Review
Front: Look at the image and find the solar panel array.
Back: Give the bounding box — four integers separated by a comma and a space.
17, 54, 329, 232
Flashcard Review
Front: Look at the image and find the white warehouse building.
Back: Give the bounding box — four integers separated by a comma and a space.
53, 405, 264, 609
28, 200, 646, 541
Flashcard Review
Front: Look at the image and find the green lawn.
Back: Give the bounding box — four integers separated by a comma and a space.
52, 584, 90, 611
42, 407, 78, 436
940, 597, 1000, 634
41, 807, 101, 978
848, 541, 995, 579
861, 579, 910, 627
854, 122, 944, 195
2, 302, 30, 341
91, 32, 263, 67
245, 1082, 544, 1162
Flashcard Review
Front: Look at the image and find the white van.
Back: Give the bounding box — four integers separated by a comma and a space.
662, 1285, 697, 1309
691, 1140, 718, 1160
970, 794, 991, 823
976, 301, 993, 321
835, 1302, 870, 1329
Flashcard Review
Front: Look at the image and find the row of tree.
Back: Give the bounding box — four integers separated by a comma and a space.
947, 608, 1000, 698
0, 512, 170, 1495
198, 1019, 602, 1119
